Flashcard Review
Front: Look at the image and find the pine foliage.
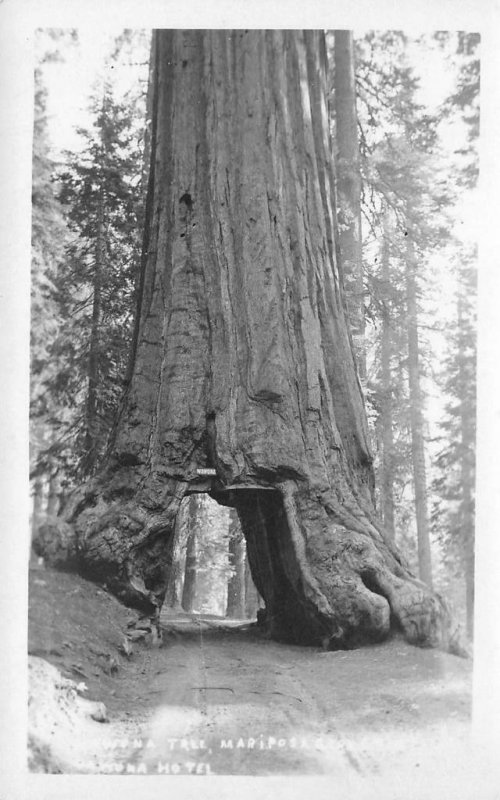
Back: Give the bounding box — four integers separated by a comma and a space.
30, 35, 149, 493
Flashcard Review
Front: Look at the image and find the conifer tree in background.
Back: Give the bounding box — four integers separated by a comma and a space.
370, 134, 451, 588
332, 33, 420, 560
226, 510, 246, 618
366, 205, 416, 562
181, 496, 199, 613
333, 31, 365, 379
30, 64, 71, 526
330, 32, 424, 561
357, 32, 478, 614
164, 494, 257, 619
404, 232, 433, 587
429, 32, 478, 633
376, 211, 396, 542
55, 86, 144, 477
178, 494, 233, 616
431, 250, 476, 636
165, 498, 189, 610
30, 33, 149, 531
348, 32, 460, 587
437, 32, 479, 190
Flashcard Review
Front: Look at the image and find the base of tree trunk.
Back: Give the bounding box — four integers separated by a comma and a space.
38, 466, 466, 656
232, 485, 457, 651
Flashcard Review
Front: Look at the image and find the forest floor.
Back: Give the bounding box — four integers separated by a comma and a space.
27, 565, 493, 798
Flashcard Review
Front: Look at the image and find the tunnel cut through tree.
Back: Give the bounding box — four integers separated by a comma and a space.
47, 29, 459, 652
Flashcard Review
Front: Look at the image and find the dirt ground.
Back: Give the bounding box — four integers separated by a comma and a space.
28, 565, 487, 794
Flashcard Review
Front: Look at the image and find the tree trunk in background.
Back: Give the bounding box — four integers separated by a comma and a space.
48, 30, 457, 652
457, 294, 475, 637
141, 35, 155, 198
31, 478, 45, 541
244, 555, 261, 618
405, 236, 433, 588
379, 215, 396, 542
181, 495, 199, 613
46, 473, 60, 518
334, 30, 365, 381
165, 496, 189, 609
226, 511, 246, 618
463, 475, 474, 639
83, 183, 104, 476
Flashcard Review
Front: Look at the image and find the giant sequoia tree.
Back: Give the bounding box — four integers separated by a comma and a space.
48, 30, 459, 652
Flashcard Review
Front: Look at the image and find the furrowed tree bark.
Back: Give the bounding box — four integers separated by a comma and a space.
48, 30, 459, 652
333, 31, 365, 381
405, 235, 433, 588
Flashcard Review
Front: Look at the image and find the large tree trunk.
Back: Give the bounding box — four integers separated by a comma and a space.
405, 236, 433, 588
226, 512, 246, 618
50, 30, 457, 652
333, 31, 365, 381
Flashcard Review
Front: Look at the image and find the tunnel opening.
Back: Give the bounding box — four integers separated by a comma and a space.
160, 485, 333, 648
161, 491, 263, 622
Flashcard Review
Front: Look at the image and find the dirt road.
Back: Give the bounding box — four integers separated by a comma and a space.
29, 568, 483, 794
103, 613, 472, 779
